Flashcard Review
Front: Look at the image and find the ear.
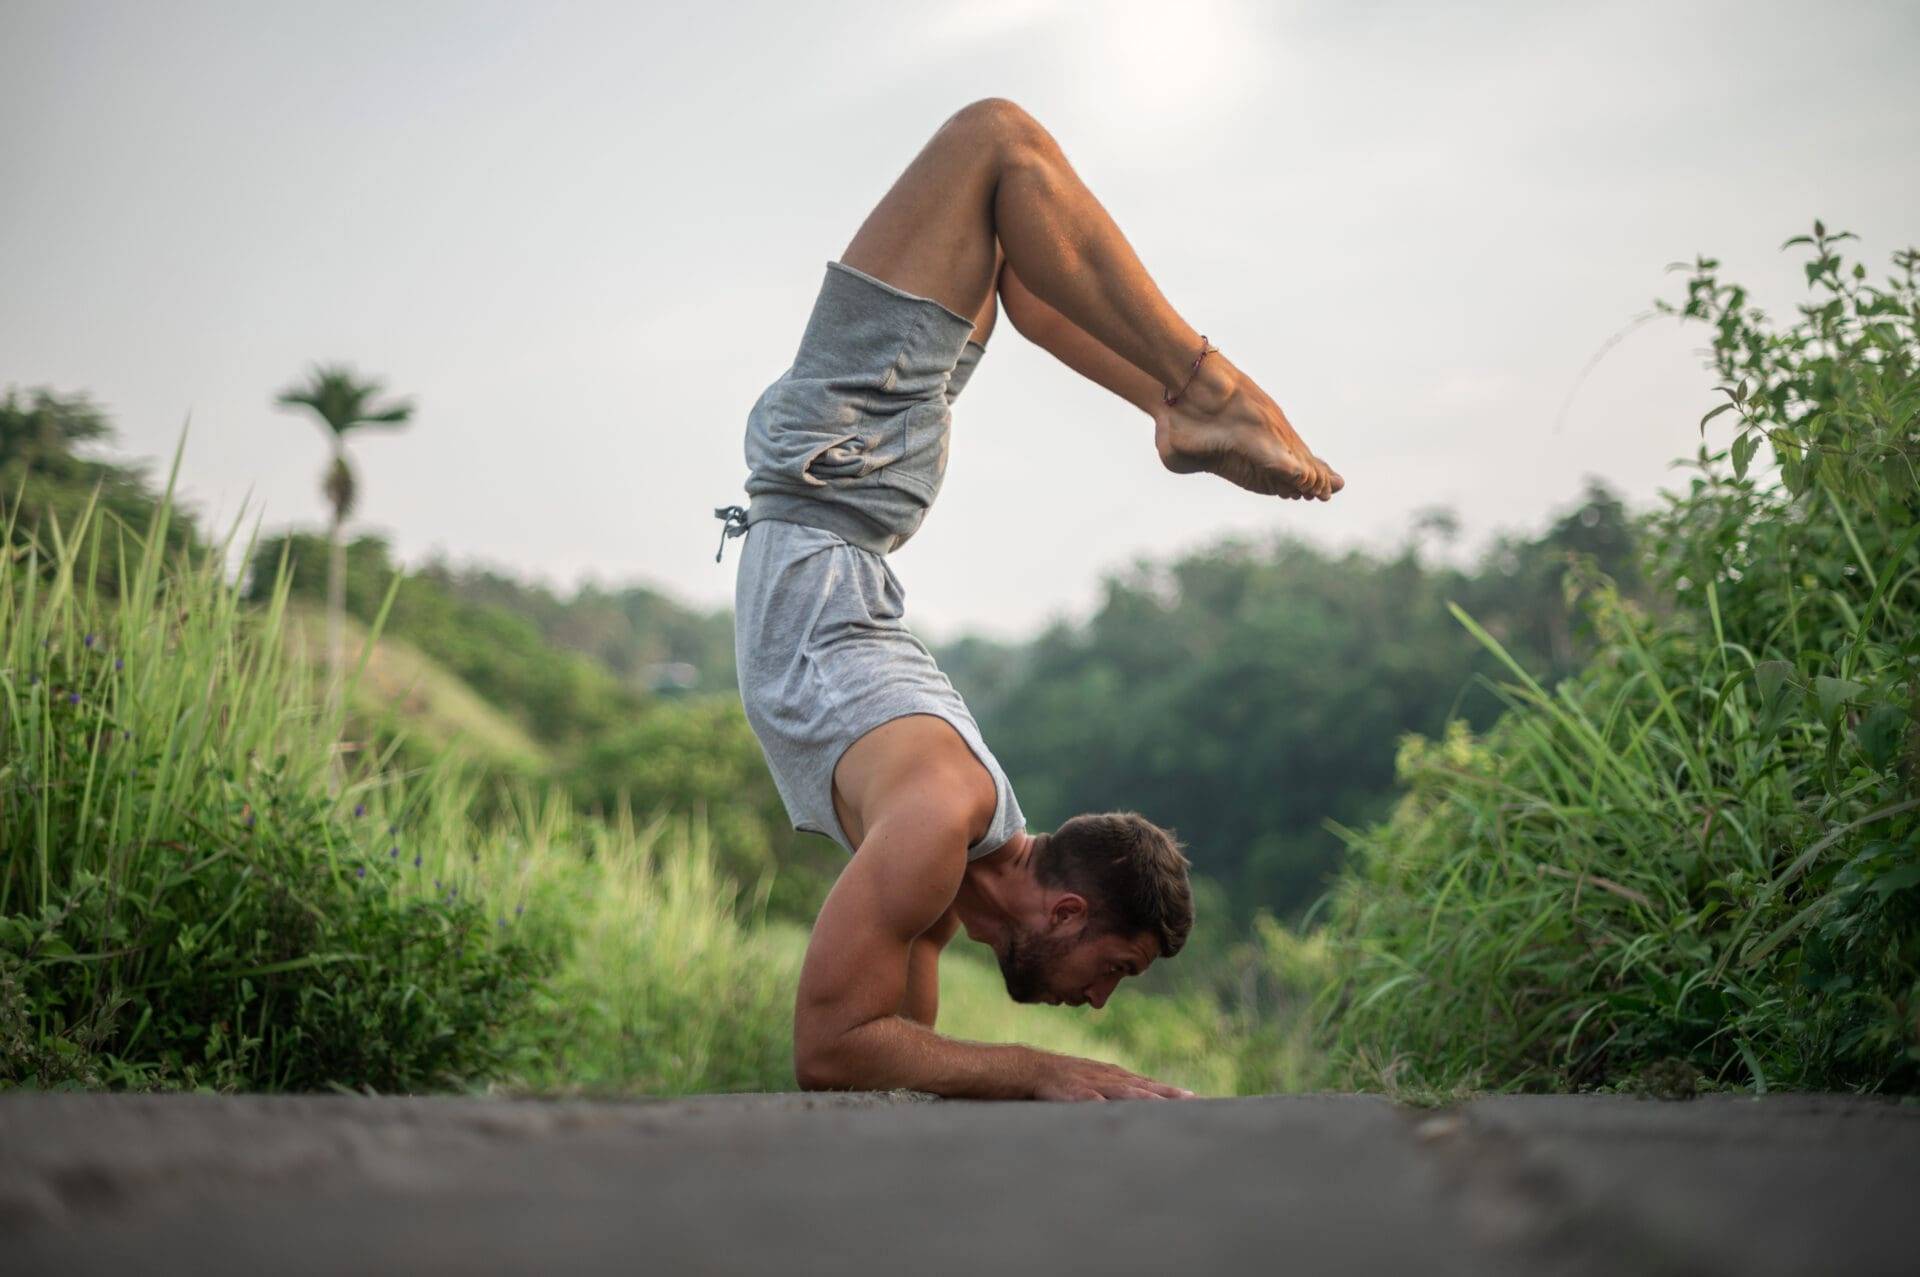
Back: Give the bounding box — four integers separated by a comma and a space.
1048, 892, 1088, 930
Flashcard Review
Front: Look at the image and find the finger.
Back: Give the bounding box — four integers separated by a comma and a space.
1100, 1073, 1152, 1092
1115, 1073, 1173, 1095
1146, 1082, 1195, 1099
1124, 1074, 1184, 1097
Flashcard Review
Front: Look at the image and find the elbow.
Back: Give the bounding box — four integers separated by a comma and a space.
795, 1059, 839, 1092
795, 1053, 854, 1093
793, 1033, 849, 1092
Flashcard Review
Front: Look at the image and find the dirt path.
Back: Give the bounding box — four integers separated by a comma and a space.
3, 1092, 1913, 1274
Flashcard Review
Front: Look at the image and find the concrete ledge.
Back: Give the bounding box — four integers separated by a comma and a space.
3, 1092, 1914, 1275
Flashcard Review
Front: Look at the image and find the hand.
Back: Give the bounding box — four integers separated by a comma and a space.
1031, 1052, 1196, 1102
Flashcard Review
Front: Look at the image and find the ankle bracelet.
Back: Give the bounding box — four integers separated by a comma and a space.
1163, 337, 1216, 406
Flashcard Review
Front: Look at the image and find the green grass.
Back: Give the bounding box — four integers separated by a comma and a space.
396, 783, 1247, 1096
2, 464, 546, 1090
1308, 230, 1920, 1097
284, 601, 550, 775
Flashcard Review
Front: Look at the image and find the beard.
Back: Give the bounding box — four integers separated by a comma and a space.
997, 924, 1076, 1004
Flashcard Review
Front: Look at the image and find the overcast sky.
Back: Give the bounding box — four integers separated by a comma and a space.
4, 0, 1916, 639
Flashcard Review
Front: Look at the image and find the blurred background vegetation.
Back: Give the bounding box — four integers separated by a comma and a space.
3, 228, 1914, 1096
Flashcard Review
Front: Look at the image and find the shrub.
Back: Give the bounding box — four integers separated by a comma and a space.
1, 473, 546, 1090
1320, 227, 1919, 1094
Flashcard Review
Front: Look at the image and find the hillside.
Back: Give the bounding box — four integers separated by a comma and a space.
281, 601, 548, 776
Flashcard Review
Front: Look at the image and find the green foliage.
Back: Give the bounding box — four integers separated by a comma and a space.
1, 482, 546, 1091
428, 795, 804, 1096
1, 396, 1283, 1097
1, 386, 200, 582
249, 533, 644, 747
293, 603, 549, 779
272, 363, 415, 522
1211, 917, 1338, 1094
385, 785, 1223, 1096
422, 563, 737, 695
273, 364, 416, 442
565, 694, 840, 919
1321, 227, 1920, 1095
947, 483, 1644, 920
246, 532, 828, 916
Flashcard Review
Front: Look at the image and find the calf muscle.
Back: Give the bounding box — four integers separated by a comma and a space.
1001, 263, 1164, 415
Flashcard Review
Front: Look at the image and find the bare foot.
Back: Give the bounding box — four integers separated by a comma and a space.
1152, 353, 1342, 501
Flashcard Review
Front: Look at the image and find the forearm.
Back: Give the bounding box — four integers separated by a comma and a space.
800, 1014, 1047, 1100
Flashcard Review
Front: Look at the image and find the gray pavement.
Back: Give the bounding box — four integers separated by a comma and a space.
2, 1091, 1914, 1275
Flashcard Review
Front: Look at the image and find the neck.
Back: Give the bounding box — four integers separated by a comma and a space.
953, 830, 1047, 949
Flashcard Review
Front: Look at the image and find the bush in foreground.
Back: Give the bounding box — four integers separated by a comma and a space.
1, 479, 544, 1090
1319, 228, 1919, 1095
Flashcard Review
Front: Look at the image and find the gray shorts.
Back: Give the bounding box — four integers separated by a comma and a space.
738, 260, 983, 555
732, 517, 1026, 858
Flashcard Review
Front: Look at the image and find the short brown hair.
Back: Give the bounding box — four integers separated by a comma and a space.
1037, 811, 1194, 958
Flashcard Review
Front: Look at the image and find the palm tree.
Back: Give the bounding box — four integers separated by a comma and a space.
272, 364, 414, 714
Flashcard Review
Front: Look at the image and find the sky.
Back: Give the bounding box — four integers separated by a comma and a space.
4, 0, 1917, 641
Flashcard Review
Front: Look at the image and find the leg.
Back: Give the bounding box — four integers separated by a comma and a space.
964, 240, 1003, 348
842, 98, 1200, 395
840, 98, 1339, 501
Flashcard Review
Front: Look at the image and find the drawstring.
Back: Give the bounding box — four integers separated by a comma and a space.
713, 504, 750, 562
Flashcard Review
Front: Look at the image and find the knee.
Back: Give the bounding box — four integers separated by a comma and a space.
944, 97, 1050, 160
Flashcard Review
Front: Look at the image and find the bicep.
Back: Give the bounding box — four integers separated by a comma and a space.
795, 840, 962, 1054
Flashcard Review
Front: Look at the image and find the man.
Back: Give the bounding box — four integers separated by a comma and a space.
719, 98, 1342, 1102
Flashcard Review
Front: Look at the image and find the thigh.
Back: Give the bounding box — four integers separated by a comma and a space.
839, 107, 1003, 327
831, 713, 997, 852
